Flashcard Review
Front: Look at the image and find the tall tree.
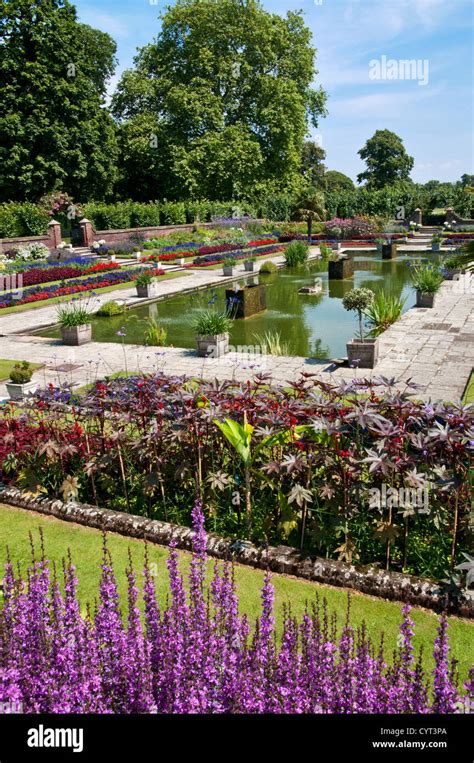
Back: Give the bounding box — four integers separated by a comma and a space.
325, 170, 355, 192
357, 130, 414, 190
0, 0, 118, 201
112, 0, 327, 200
301, 141, 326, 190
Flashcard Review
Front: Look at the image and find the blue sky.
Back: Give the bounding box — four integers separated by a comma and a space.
75, 0, 473, 184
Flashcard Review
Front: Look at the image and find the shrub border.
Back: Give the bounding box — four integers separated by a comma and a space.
0, 487, 472, 617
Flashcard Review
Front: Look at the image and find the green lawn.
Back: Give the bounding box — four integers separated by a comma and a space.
0, 503, 472, 682
0, 359, 42, 381
0, 271, 188, 316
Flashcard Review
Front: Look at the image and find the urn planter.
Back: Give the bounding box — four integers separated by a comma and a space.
346, 338, 379, 369
416, 291, 436, 308
5, 380, 38, 401
196, 332, 229, 358
431, 243, 441, 252
223, 266, 235, 277
61, 324, 92, 346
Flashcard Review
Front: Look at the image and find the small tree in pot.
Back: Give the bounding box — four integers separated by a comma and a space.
57, 298, 94, 345
192, 309, 232, 358
410, 262, 443, 307
6, 361, 37, 400
342, 287, 378, 368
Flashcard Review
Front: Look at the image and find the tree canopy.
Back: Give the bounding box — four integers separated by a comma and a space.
357, 130, 414, 190
112, 0, 327, 201
0, 0, 118, 202
325, 170, 355, 192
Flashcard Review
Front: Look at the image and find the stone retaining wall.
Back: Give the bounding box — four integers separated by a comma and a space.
1, 487, 472, 617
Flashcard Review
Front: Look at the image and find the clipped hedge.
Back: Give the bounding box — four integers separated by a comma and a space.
0, 202, 50, 237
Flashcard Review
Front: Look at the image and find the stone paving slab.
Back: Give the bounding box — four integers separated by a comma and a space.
0, 253, 472, 403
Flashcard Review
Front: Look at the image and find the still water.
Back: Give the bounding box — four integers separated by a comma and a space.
39, 253, 432, 360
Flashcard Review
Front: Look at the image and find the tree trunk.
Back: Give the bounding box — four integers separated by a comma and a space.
307, 216, 312, 244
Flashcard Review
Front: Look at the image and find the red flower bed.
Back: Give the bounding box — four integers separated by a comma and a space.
83, 262, 120, 274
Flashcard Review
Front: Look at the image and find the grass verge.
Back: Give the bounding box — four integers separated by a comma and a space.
0, 503, 472, 682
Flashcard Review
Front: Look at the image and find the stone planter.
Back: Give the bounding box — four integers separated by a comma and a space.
60, 324, 92, 346
328, 257, 354, 280
416, 291, 436, 308
196, 332, 229, 358
331, 242, 342, 252
5, 380, 38, 401
244, 261, 255, 272
382, 243, 397, 259
346, 338, 379, 369
109, 254, 116, 263
431, 243, 441, 252
136, 284, 158, 298
376, 244, 383, 253
443, 268, 464, 281
223, 266, 235, 276
179, 258, 186, 267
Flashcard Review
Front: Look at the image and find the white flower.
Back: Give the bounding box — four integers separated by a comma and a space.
98, 239, 106, 245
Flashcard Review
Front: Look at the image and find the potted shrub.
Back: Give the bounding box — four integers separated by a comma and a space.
56, 299, 93, 345
222, 257, 236, 276
375, 237, 385, 253
342, 287, 378, 368
108, 249, 116, 263
192, 310, 232, 358
135, 270, 158, 298
5, 361, 37, 401
441, 253, 470, 280
431, 234, 443, 252
244, 256, 257, 272
410, 262, 443, 307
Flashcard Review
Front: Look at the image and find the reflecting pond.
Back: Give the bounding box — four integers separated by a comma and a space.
39, 252, 434, 359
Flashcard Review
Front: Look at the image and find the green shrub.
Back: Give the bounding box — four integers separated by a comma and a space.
0, 203, 49, 237
259, 260, 278, 273
284, 240, 309, 266
96, 301, 125, 317
160, 201, 186, 225
364, 292, 406, 337
56, 299, 94, 327
410, 263, 443, 293
135, 270, 155, 287
191, 310, 232, 335
9, 361, 33, 384
319, 243, 332, 259
144, 316, 167, 346
130, 203, 161, 227
262, 194, 293, 222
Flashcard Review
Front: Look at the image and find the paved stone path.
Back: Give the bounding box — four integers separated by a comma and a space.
0, 247, 472, 402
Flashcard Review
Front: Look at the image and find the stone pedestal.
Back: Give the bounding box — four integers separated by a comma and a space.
226, 284, 266, 318
382, 243, 397, 259
328, 258, 354, 280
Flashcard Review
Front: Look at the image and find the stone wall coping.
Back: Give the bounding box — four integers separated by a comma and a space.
0, 487, 472, 617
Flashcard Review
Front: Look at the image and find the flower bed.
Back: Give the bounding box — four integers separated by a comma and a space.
0, 500, 469, 713
14, 262, 119, 288
5, 374, 471, 582
279, 233, 408, 243
0, 266, 164, 308
186, 244, 284, 267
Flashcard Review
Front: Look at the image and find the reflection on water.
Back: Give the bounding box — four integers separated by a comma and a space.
39, 253, 433, 359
